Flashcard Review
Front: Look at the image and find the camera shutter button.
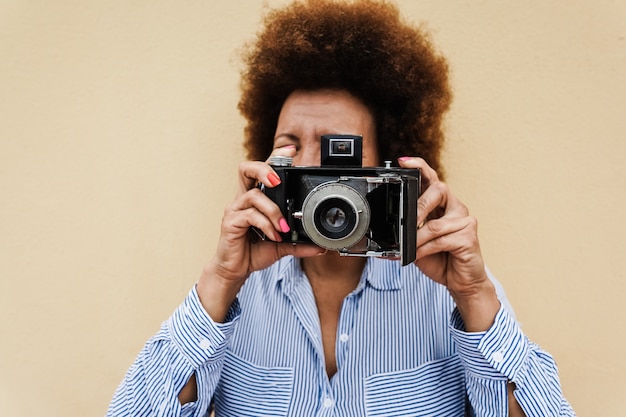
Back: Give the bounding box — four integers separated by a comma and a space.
268, 155, 293, 166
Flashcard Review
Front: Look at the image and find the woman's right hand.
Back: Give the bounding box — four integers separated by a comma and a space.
196, 146, 325, 321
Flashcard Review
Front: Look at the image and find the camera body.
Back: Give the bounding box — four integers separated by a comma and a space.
263, 135, 420, 265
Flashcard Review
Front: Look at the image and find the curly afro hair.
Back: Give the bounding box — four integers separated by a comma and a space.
238, 0, 451, 175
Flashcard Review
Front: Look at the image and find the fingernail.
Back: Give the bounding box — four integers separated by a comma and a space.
279, 218, 290, 233
273, 144, 295, 152
267, 172, 281, 187
398, 156, 412, 162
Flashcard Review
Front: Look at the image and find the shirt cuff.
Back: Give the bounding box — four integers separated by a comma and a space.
450, 304, 529, 382
167, 285, 241, 368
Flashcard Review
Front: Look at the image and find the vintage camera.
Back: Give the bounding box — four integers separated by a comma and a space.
262, 135, 420, 265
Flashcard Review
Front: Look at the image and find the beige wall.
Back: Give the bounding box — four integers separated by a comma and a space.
1, 1, 624, 415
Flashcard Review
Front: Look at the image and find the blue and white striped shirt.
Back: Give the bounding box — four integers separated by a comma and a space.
108, 257, 575, 416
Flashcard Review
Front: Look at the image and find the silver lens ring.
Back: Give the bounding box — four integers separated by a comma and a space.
300, 182, 370, 250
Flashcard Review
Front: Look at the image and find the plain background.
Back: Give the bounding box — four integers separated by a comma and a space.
1, 0, 625, 415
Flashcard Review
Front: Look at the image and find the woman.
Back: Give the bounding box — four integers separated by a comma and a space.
108, 1, 574, 415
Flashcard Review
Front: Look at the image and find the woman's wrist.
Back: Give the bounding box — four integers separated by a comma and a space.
196, 260, 244, 323
449, 279, 500, 332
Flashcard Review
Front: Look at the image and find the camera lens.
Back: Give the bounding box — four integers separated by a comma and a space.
314, 198, 356, 239
300, 182, 370, 250
324, 207, 346, 229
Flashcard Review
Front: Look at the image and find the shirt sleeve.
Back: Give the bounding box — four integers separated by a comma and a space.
450, 305, 576, 417
106, 286, 241, 417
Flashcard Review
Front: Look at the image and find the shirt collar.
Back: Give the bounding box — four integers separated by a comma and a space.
365, 257, 405, 291
275, 256, 405, 294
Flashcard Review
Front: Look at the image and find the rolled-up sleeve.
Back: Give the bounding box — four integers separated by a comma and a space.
107, 286, 240, 417
450, 305, 576, 416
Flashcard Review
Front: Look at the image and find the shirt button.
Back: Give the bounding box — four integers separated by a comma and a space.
339, 333, 349, 343
492, 350, 505, 363
199, 338, 212, 350
323, 397, 334, 408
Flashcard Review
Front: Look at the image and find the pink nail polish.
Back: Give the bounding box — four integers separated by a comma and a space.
398, 156, 412, 162
267, 172, 281, 187
279, 218, 290, 233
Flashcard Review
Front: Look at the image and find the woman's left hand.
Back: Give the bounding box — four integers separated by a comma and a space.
398, 156, 500, 331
